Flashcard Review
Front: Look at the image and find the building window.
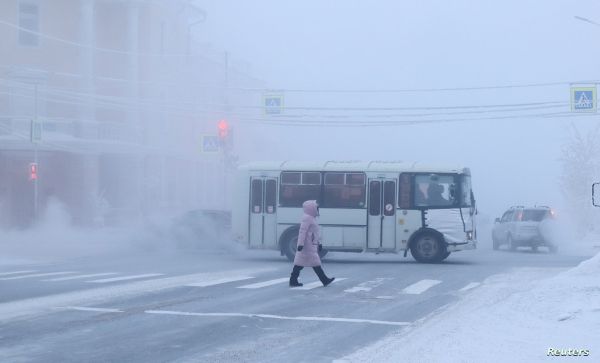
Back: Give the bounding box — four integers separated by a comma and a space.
19, 2, 39, 46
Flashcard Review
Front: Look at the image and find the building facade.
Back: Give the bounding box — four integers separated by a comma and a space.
0, 0, 263, 228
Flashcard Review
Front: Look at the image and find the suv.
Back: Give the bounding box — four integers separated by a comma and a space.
491, 206, 557, 253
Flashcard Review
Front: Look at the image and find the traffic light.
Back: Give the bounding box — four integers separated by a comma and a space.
217, 119, 229, 140
29, 162, 38, 180
217, 119, 233, 151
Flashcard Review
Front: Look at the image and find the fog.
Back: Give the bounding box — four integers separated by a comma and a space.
197, 0, 600, 221
1, 0, 600, 253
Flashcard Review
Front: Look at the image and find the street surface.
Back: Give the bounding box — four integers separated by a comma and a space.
0, 242, 589, 363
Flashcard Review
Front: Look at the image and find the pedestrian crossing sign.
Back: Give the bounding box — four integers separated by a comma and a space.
263, 94, 284, 115
201, 135, 220, 153
571, 86, 597, 112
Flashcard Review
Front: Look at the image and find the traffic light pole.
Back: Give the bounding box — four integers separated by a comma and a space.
33, 84, 38, 219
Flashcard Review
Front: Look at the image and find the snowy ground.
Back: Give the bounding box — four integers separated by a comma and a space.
343, 245, 600, 362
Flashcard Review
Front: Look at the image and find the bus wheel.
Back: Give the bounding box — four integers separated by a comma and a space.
283, 234, 298, 262
410, 233, 445, 263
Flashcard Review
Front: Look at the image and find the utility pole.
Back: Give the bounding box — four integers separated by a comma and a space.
33, 83, 39, 219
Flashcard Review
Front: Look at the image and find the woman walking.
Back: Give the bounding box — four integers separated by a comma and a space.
289, 200, 335, 287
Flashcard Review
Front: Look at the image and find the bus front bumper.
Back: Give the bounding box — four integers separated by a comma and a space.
446, 240, 477, 252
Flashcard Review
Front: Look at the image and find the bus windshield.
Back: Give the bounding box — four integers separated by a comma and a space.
413, 174, 471, 209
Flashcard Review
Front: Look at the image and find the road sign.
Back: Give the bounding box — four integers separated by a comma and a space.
571, 86, 597, 112
201, 135, 220, 153
30, 119, 42, 143
263, 94, 284, 115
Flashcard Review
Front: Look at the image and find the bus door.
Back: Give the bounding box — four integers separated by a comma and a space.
367, 179, 397, 250
249, 178, 278, 247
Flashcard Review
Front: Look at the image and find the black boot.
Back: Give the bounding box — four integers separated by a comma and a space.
289, 265, 303, 287
313, 266, 335, 287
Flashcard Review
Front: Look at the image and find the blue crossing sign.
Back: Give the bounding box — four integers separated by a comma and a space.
263, 94, 284, 115
201, 135, 220, 153
571, 86, 597, 112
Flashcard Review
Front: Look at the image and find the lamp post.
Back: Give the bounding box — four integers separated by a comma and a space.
574, 16, 600, 27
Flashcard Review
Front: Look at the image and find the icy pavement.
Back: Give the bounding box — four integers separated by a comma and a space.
342, 252, 600, 362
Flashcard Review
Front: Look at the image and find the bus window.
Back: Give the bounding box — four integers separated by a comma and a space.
383, 180, 396, 216
414, 174, 458, 208
251, 179, 263, 213
398, 173, 412, 209
279, 171, 321, 207
323, 172, 366, 208
265, 179, 277, 214
369, 180, 381, 215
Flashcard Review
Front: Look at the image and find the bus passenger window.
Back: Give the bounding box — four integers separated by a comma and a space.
323, 172, 366, 208
251, 179, 263, 213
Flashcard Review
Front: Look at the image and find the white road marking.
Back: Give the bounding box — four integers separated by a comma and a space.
186, 276, 254, 287
345, 286, 371, 293
0, 271, 77, 281
294, 278, 347, 290
44, 273, 119, 282
344, 277, 391, 293
0, 270, 37, 277
58, 306, 123, 313
459, 282, 481, 292
237, 277, 289, 289
375, 296, 394, 300
87, 273, 164, 283
401, 279, 442, 294
0, 268, 274, 322
145, 309, 410, 326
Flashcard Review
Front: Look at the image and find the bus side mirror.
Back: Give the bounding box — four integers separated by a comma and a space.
594, 183, 600, 207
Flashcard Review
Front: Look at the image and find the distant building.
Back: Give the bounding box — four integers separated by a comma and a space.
0, 0, 263, 228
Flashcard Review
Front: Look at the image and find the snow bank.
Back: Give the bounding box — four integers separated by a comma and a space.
343, 254, 600, 363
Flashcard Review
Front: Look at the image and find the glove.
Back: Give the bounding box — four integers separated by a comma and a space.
297, 245, 303, 252
318, 244, 323, 252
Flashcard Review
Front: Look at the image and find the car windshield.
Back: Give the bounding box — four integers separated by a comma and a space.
521, 210, 548, 222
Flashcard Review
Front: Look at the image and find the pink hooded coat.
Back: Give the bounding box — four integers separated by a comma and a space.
293, 200, 322, 267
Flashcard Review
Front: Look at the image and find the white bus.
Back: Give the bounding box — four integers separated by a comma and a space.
232, 161, 477, 263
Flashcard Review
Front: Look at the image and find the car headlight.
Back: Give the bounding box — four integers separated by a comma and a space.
466, 231, 473, 240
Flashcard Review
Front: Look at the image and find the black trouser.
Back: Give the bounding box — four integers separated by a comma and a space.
290, 265, 329, 284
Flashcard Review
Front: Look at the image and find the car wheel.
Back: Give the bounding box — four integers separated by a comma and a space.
507, 235, 517, 251
532, 245, 538, 252
492, 234, 499, 250
410, 233, 446, 263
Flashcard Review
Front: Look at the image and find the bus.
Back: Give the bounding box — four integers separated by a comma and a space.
232, 161, 477, 263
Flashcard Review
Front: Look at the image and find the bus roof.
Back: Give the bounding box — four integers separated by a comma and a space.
239, 161, 470, 174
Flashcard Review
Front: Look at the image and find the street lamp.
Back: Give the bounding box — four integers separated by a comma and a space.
574, 16, 600, 27
186, 7, 207, 55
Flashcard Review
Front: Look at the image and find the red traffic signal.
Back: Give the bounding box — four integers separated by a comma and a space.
217, 119, 229, 139
29, 162, 38, 180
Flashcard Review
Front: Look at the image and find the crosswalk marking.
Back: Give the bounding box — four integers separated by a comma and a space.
344, 277, 391, 293
0, 271, 76, 281
237, 277, 289, 289
459, 282, 481, 292
294, 278, 347, 290
44, 273, 119, 282
186, 276, 254, 287
0, 270, 37, 277
59, 306, 124, 313
401, 279, 442, 294
145, 309, 410, 326
87, 273, 164, 283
